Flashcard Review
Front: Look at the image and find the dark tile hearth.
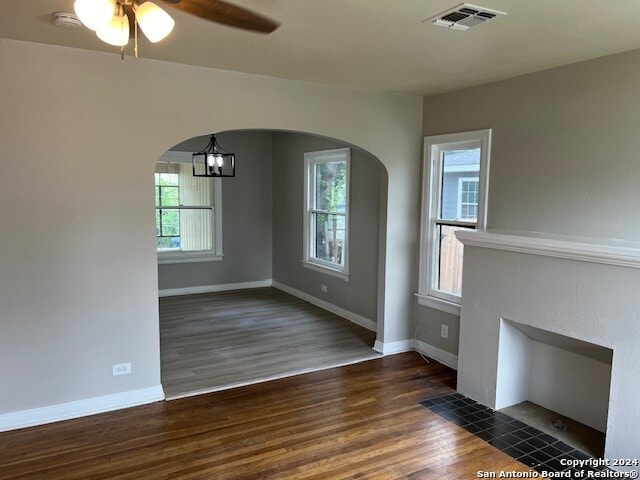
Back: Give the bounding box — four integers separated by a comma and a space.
421, 393, 612, 476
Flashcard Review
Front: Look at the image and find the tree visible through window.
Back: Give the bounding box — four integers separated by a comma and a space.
314, 160, 346, 265
303, 148, 350, 279
155, 171, 181, 249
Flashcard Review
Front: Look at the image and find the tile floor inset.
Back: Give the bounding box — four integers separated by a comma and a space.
421, 393, 616, 477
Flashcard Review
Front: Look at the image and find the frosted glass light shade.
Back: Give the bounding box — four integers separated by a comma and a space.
136, 2, 175, 43
97, 13, 130, 47
74, 0, 115, 31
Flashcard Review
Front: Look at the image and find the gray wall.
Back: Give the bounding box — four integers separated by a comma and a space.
416, 47, 640, 356
272, 132, 382, 322
458, 246, 640, 462
159, 130, 382, 326
158, 131, 273, 290
0, 38, 421, 417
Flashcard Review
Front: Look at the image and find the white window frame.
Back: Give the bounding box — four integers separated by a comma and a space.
156, 151, 223, 265
417, 129, 491, 315
457, 177, 480, 220
302, 148, 351, 281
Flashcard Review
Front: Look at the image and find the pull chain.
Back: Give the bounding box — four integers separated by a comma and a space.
134, 14, 138, 59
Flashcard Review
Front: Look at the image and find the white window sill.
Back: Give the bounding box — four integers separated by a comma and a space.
158, 252, 224, 265
415, 293, 461, 316
301, 260, 350, 282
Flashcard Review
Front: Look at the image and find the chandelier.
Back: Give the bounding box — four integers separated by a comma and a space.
192, 135, 236, 178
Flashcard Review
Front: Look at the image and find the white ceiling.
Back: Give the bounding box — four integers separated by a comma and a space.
2, 0, 640, 96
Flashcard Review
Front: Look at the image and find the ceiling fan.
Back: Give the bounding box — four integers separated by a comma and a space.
72, 0, 279, 58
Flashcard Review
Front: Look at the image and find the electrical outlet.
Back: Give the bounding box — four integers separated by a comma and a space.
321, 284, 327, 293
441, 324, 449, 339
112, 363, 132, 376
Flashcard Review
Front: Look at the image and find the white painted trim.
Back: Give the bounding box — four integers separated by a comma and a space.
0, 385, 164, 432
415, 293, 461, 316
158, 253, 224, 264
455, 229, 640, 270
301, 260, 350, 281
303, 148, 351, 279
372, 339, 414, 355
418, 129, 491, 303
414, 340, 459, 370
159, 280, 273, 297
272, 280, 376, 332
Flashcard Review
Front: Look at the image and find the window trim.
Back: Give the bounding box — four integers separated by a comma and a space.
417, 129, 491, 313
156, 151, 223, 265
302, 147, 351, 282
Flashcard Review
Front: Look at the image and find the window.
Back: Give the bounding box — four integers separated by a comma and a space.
155, 152, 223, 264
457, 177, 479, 220
417, 130, 491, 314
303, 148, 350, 281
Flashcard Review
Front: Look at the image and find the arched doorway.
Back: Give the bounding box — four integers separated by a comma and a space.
155, 129, 389, 398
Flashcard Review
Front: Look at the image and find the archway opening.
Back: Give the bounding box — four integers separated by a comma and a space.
154, 129, 389, 399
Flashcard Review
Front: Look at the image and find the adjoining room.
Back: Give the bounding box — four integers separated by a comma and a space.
156, 131, 385, 398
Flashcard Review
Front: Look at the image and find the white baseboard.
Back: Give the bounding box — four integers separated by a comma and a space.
372, 339, 414, 355
272, 281, 377, 332
159, 280, 272, 297
0, 385, 165, 432
415, 339, 459, 370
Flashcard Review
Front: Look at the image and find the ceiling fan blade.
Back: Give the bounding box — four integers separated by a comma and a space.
161, 0, 280, 34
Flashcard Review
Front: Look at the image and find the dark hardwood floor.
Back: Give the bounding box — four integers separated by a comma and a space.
0, 353, 531, 479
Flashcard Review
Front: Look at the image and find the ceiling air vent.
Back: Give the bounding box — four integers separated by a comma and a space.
425, 3, 506, 31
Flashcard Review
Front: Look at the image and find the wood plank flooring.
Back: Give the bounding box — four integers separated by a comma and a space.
0, 353, 532, 479
160, 288, 380, 399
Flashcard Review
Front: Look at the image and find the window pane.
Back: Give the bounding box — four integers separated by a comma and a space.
156, 208, 213, 252
155, 163, 216, 254
159, 186, 180, 206
314, 212, 345, 265
157, 236, 179, 250
459, 179, 479, 220
179, 208, 213, 252
437, 225, 473, 297
160, 209, 180, 236
158, 173, 179, 187
315, 161, 346, 212
440, 148, 480, 220
178, 163, 212, 207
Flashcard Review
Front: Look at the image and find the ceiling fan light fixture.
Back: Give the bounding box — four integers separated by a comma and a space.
73, 0, 116, 31
97, 12, 130, 47
135, 2, 175, 43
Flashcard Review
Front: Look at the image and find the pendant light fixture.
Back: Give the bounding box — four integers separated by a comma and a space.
192, 135, 236, 178
74, 0, 175, 58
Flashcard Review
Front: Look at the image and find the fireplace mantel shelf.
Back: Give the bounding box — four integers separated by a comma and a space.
455, 229, 640, 270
